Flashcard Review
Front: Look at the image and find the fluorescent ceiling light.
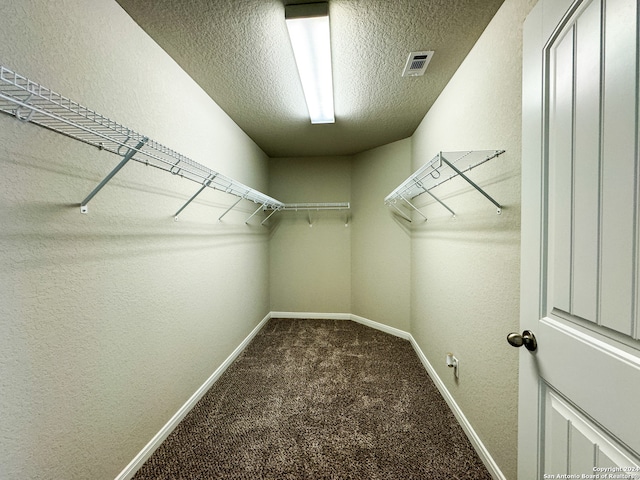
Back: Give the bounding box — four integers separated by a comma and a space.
285, 3, 335, 124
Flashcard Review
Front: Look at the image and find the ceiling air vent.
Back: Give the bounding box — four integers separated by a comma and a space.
401, 51, 434, 77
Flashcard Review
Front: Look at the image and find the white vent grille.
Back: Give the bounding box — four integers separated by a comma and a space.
402, 51, 434, 77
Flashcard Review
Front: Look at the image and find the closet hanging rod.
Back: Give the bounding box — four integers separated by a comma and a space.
0, 65, 283, 216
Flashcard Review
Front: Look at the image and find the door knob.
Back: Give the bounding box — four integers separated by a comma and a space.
507, 330, 537, 351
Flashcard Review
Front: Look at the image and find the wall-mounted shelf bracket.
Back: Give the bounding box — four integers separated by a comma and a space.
422, 188, 456, 217
173, 174, 217, 221
385, 150, 504, 221
245, 202, 268, 224
260, 207, 282, 226
80, 137, 148, 214
399, 194, 428, 222
218, 194, 247, 222
440, 154, 502, 214
387, 200, 412, 222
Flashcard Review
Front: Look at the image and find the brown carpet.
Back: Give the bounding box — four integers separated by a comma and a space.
132, 319, 492, 479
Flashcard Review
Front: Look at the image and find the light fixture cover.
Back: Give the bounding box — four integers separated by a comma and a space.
285, 3, 335, 124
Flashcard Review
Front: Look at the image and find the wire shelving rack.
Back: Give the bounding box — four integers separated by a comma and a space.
0, 64, 290, 222
384, 150, 505, 222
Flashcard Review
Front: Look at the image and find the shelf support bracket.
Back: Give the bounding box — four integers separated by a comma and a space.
260, 208, 280, 226
387, 201, 412, 222
423, 188, 456, 217
440, 155, 502, 214
245, 203, 267, 224
400, 194, 428, 221
174, 174, 217, 221
80, 137, 148, 213
219, 194, 247, 222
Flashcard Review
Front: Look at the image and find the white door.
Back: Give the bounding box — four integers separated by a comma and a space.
520, 0, 640, 478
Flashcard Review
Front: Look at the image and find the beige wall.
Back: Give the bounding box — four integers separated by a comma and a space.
351, 139, 412, 331
0, 1, 271, 479
410, 0, 535, 478
268, 145, 412, 325
268, 157, 352, 313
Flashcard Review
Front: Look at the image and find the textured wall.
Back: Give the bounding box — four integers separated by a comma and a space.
351, 139, 412, 331
410, 0, 536, 478
0, 1, 270, 479
268, 157, 352, 313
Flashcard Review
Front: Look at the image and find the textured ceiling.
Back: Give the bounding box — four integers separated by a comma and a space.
115, 0, 505, 157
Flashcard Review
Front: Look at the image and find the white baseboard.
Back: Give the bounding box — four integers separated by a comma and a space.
349, 314, 412, 340
269, 311, 409, 341
116, 311, 504, 480
407, 334, 506, 480
270, 311, 351, 321
114, 313, 271, 480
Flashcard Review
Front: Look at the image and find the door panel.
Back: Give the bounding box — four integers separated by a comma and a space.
600, 0, 637, 335
544, 389, 640, 474
539, 316, 640, 455
547, 0, 639, 338
521, 0, 640, 477
548, 24, 574, 315
572, 0, 601, 322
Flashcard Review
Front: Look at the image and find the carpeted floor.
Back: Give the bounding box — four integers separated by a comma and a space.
132, 319, 492, 479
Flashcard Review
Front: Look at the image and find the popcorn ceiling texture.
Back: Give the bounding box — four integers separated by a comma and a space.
114, 0, 505, 157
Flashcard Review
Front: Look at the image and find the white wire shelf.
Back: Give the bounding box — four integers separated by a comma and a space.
0, 64, 284, 221
259, 202, 350, 226
278, 202, 350, 211
385, 150, 505, 222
